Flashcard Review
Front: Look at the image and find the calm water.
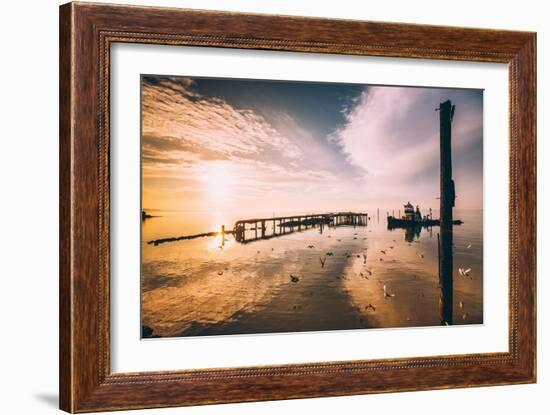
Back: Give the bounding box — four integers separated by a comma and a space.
141, 209, 483, 338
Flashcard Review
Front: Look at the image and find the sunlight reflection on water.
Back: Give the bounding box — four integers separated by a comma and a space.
141, 210, 483, 338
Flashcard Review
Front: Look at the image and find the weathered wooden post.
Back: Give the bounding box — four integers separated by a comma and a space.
439, 99, 456, 325
261, 220, 265, 238
221, 225, 225, 247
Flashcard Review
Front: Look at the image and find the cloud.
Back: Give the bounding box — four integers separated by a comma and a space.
142, 77, 483, 212
141, 76, 353, 212
329, 86, 483, 209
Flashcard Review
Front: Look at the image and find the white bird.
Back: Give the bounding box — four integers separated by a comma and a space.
458, 267, 472, 277
467, 243, 472, 249
383, 285, 395, 299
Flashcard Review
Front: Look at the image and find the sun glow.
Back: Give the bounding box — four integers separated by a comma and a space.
202, 164, 235, 202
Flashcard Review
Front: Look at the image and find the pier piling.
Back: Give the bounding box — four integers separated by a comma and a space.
439, 99, 456, 325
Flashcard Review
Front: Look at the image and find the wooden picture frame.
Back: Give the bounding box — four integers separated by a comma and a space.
59, 2, 536, 412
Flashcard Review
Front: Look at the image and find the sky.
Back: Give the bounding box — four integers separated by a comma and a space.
141, 75, 483, 216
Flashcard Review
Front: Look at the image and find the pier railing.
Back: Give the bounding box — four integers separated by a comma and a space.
234, 212, 369, 243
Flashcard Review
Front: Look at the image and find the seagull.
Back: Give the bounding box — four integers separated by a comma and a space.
290, 274, 300, 283
459, 301, 465, 309
467, 243, 472, 249
383, 285, 395, 299
365, 303, 376, 312
326, 252, 334, 256
379, 258, 384, 262
389, 246, 394, 249
307, 245, 315, 249
458, 267, 472, 277
417, 252, 425, 259
380, 250, 387, 255
363, 254, 367, 264
319, 257, 326, 268
365, 269, 373, 276
217, 271, 224, 276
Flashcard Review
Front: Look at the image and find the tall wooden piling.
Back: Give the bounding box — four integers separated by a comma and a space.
439, 100, 455, 325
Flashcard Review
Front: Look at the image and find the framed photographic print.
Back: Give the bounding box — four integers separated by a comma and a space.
59, 2, 536, 412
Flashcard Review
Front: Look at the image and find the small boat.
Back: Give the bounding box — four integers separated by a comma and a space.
387, 202, 462, 228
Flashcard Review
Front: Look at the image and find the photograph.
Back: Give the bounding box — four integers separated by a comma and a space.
140, 75, 484, 338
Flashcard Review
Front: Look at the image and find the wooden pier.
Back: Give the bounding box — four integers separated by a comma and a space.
234, 212, 369, 243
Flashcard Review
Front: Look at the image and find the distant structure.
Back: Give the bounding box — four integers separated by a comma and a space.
403, 202, 422, 221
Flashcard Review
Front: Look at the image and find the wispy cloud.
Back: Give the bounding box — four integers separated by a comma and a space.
141, 76, 355, 213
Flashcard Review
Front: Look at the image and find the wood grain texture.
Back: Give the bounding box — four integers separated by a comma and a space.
59, 2, 536, 412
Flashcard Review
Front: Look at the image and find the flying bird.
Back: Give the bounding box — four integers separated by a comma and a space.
290, 274, 300, 283
319, 257, 326, 268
